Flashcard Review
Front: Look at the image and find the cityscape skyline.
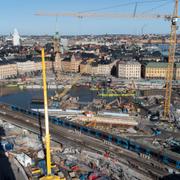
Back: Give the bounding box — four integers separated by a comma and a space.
0, 1, 180, 178
0, 0, 177, 35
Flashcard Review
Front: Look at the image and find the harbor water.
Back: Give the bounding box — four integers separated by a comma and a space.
0, 86, 100, 109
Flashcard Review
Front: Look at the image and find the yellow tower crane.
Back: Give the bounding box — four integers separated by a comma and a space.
40, 48, 60, 180
164, 0, 179, 118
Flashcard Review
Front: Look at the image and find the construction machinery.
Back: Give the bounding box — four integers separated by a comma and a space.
105, 97, 121, 110
98, 89, 135, 97
86, 120, 97, 127
40, 48, 60, 180
164, 0, 179, 118
128, 80, 136, 94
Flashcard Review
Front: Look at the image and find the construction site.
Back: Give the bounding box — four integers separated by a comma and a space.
0, 0, 180, 180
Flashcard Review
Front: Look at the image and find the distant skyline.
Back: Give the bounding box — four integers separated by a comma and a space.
0, 0, 178, 35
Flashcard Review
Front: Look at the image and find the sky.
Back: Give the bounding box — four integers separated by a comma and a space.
0, 0, 178, 35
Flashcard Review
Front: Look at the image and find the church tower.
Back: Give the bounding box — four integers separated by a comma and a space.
53, 32, 62, 72
13, 28, 20, 46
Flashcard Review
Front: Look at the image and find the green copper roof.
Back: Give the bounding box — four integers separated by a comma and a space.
146, 62, 168, 68
146, 62, 180, 68
175, 63, 180, 68
54, 32, 60, 39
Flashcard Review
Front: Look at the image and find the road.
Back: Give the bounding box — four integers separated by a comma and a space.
0, 107, 172, 179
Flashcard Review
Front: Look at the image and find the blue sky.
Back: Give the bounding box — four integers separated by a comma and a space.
0, 0, 177, 35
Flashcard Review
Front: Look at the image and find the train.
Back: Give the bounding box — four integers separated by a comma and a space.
10, 105, 180, 170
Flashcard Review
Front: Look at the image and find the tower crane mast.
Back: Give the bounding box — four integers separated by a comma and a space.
164, 0, 179, 118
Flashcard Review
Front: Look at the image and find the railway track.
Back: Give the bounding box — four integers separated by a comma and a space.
0, 106, 172, 178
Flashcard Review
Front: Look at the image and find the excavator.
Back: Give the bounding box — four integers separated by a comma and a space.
85, 120, 97, 127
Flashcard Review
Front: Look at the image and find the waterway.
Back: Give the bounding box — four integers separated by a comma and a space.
0, 87, 53, 109
145, 43, 180, 56
0, 86, 100, 109
0, 85, 170, 110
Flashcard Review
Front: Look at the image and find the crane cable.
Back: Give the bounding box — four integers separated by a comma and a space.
141, 1, 174, 14
79, 0, 170, 13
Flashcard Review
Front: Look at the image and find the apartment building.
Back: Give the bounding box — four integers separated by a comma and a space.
80, 60, 115, 76
33, 57, 53, 72
80, 62, 92, 74
62, 54, 82, 73
143, 62, 168, 79
0, 56, 54, 80
175, 62, 180, 80
93, 63, 114, 75
0, 59, 17, 79
16, 60, 35, 75
118, 61, 141, 79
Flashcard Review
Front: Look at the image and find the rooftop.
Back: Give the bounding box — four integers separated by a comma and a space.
175, 62, 180, 68
146, 62, 168, 68
118, 60, 141, 65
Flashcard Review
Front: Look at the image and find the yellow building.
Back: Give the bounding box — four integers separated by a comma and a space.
175, 63, 180, 80
80, 62, 92, 74
144, 62, 168, 79
80, 60, 116, 76
62, 54, 82, 73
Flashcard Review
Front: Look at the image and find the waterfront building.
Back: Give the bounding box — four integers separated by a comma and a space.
33, 60, 52, 72
33, 55, 53, 72
0, 58, 17, 79
16, 60, 35, 75
80, 60, 115, 76
70, 54, 82, 72
92, 62, 115, 75
80, 61, 92, 74
0, 57, 53, 79
62, 54, 82, 73
143, 62, 168, 79
118, 61, 141, 79
175, 62, 180, 80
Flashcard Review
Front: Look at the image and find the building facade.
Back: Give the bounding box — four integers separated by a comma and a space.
62, 54, 82, 73
143, 62, 168, 79
80, 60, 115, 76
80, 62, 92, 74
16, 60, 35, 75
118, 61, 141, 79
175, 63, 180, 80
0, 62, 17, 79
0, 57, 53, 80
